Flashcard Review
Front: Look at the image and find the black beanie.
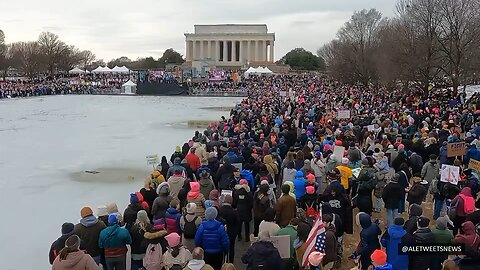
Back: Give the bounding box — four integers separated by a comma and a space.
394, 217, 405, 226
61, 222, 75, 235
281, 184, 291, 194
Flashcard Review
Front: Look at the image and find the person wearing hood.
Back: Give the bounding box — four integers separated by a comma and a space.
167, 157, 186, 179
233, 179, 253, 241
264, 154, 279, 189
283, 161, 297, 185
431, 217, 454, 270
404, 204, 423, 234
194, 207, 230, 270
353, 159, 376, 215
207, 152, 220, 177
453, 221, 480, 268
276, 184, 297, 227
208, 189, 221, 208
152, 182, 173, 220
406, 175, 428, 206
370, 249, 393, 270
241, 231, 284, 270
123, 193, 144, 230
410, 217, 434, 270
98, 214, 132, 270
450, 187, 476, 235
163, 232, 192, 270
382, 174, 403, 227
215, 156, 236, 192
199, 170, 215, 199
49, 223, 77, 265
373, 154, 392, 213
167, 168, 187, 200
52, 235, 98, 270
170, 145, 185, 164
381, 218, 413, 270
128, 210, 150, 270
337, 157, 353, 192
408, 151, 424, 175
186, 147, 201, 172
184, 247, 214, 270
311, 151, 326, 192
294, 170, 307, 206
187, 182, 206, 219
73, 207, 106, 265
421, 154, 439, 185
352, 213, 381, 270
218, 195, 240, 263
159, 156, 170, 179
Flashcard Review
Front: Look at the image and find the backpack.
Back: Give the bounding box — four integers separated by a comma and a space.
183, 216, 198, 239
143, 243, 163, 270
306, 202, 318, 218
460, 194, 476, 214
429, 178, 439, 195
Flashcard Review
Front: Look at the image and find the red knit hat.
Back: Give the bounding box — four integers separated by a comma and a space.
370, 249, 387, 265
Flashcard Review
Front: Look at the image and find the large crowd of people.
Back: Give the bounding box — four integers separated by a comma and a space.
48, 73, 480, 270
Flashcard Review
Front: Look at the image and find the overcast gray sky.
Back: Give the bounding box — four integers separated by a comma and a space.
1, 0, 397, 61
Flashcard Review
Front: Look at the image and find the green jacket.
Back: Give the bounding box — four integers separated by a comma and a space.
431, 228, 454, 244
275, 225, 297, 260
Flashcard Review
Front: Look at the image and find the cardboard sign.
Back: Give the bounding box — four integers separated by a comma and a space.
332, 146, 345, 162
146, 154, 159, 165
468, 159, 480, 173
251, 235, 291, 259
337, 110, 351, 119
447, 142, 466, 157
440, 165, 460, 185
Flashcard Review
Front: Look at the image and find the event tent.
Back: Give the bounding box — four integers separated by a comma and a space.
92, 66, 112, 73
111, 66, 130, 73
244, 66, 273, 75
122, 80, 136, 94
69, 67, 86, 74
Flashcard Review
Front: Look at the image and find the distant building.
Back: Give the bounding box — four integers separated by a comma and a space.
185, 24, 275, 67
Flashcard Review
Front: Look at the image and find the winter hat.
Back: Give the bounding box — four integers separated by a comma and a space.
97, 205, 108, 217
306, 173, 315, 183
165, 232, 181, 248
223, 195, 233, 205
239, 179, 248, 186
341, 157, 349, 165
409, 204, 423, 217
65, 235, 81, 252
398, 144, 405, 151
106, 202, 119, 214
296, 171, 304, 177
136, 210, 149, 223
80, 206, 93, 218
130, 193, 140, 204
204, 200, 214, 209
315, 150, 322, 157
436, 217, 448, 230
306, 185, 315, 195
157, 182, 170, 195
205, 207, 218, 220
370, 249, 387, 265
61, 222, 75, 235
108, 213, 118, 225
260, 180, 269, 186
190, 181, 200, 192
308, 251, 325, 266
417, 216, 430, 228
186, 202, 197, 214
175, 145, 181, 152
394, 217, 405, 226
281, 184, 291, 194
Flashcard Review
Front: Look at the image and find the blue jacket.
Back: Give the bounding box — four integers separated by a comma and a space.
225, 151, 244, 164
465, 146, 480, 165
381, 225, 409, 270
98, 224, 132, 251
439, 146, 448, 166
374, 264, 393, 270
357, 213, 381, 269
165, 207, 182, 233
194, 220, 229, 254
293, 177, 307, 199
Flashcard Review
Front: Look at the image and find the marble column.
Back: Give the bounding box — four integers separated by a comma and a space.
223, 40, 228, 62
186, 41, 190, 61
192, 41, 196, 60
269, 40, 274, 62
247, 40, 251, 62
232, 40, 237, 63
216, 41, 220, 62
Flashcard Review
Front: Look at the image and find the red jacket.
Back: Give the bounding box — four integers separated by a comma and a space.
185, 152, 201, 171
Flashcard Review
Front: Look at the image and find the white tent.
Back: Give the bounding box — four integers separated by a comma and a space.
260, 67, 273, 74
111, 66, 130, 73
92, 66, 112, 73
69, 67, 85, 74
245, 67, 257, 74
122, 80, 136, 94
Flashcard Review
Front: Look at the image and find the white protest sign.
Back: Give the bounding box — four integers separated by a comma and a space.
251, 235, 291, 259
146, 154, 159, 166
337, 110, 351, 119
279, 91, 287, 97
440, 164, 460, 185
367, 125, 375, 132
332, 146, 345, 162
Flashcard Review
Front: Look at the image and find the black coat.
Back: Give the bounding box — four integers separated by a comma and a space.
410, 228, 435, 270
242, 241, 284, 270
128, 223, 148, 255
407, 183, 427, 205
355, 168, 376, 214
382, 181, 403, 209
207, 157, 220, 177
219, 205, 240, 238
233, 186, 253, 221
140, 188, 158, 211
123, 204, 144, 230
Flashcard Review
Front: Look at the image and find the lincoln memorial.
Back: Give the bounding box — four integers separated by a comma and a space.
185, 24, 275, 67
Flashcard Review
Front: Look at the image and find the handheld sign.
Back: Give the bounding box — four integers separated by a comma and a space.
447, 142, 466, 157
337, 110, 351, 119
440, 165, 460, 185
332, 146, 345, 162
468, 159, 480, 173
251, 235, 290, 259
146, 154, 159, 168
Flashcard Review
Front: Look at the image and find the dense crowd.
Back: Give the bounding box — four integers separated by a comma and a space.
49, 74, 480, 270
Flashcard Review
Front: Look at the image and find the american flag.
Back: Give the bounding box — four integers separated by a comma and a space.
302, 212, 326, 267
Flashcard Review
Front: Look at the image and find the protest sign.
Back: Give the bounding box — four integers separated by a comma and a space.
337, 110, 351, 119
440, 164, 460, 185
332, 146, 345, 162
447, 142, 466, 157
468, 159, 480, 173
279, 91, 287, 97
251, 235, 290, 259
367, 125, 375, 132
146, 154, 159, 166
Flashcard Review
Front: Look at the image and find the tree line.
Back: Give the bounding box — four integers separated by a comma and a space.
0, 31, 185, 77
317, 0, 480, 91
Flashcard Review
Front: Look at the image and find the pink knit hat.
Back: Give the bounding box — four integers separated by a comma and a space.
306, 185, 315, 195
239, 179, 248, 185
165, 232, 181, 247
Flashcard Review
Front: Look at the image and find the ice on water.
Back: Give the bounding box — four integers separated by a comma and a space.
0, 95, 241, 269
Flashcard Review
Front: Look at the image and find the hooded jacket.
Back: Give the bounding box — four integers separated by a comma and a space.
199, 175, 215, 199
381, 225, 412, 270
411, 227, 434, 270
453, 221, 480, 254
451, 187, 475, 217
167, 158, 186, 179
194, 219, 229, 254
73, 216, 106, 258
382, 180, 403, 209
187, 182, 206, 218
241, 240, 284, 270
98, 224, 132, 257
152, 182, 173, 220
293, 171, 307, 199
233, 184, 253, 221
184, 259, 214, 270
52, 250, 99, 270
263, 154, 279, 177
167, 174, 186, 200
421, 161, 439, 183
357, 213, 381, 269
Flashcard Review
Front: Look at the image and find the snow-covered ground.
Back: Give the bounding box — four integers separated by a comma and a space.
0, 95, 242, 269
465, 85, 480, 100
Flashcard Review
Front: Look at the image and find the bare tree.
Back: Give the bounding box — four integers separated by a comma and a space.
0, 29, 8, 78
78, 50, 96, 70
9, 41, 43, 76
37, 32, 68, 73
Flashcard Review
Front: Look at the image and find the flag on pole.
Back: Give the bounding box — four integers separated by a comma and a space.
302, 211, 325, 267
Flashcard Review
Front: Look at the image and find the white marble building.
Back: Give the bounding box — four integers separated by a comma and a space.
185, 24, 275, 66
